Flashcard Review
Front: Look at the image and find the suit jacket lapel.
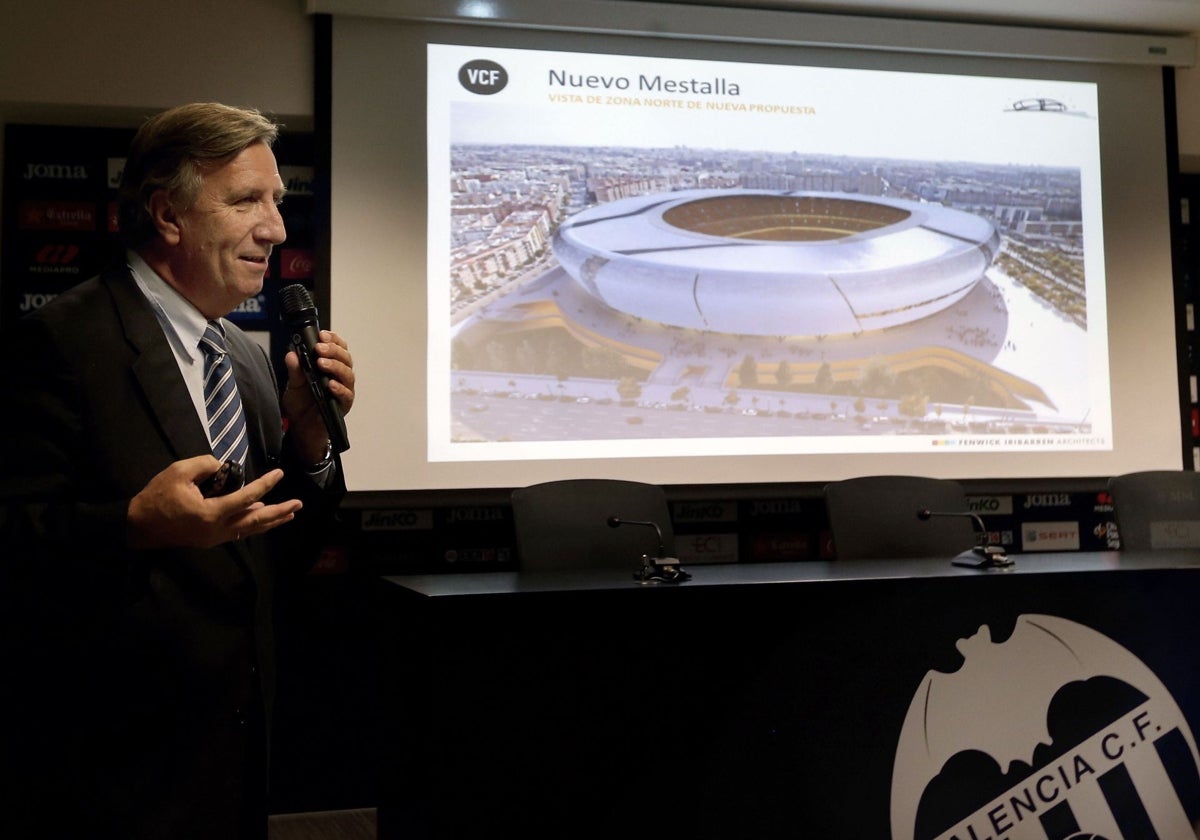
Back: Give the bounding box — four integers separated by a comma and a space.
105, 270, 264, 571
104, 270, 212, 461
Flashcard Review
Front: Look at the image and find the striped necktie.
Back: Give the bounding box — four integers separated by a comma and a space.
199, 320, 249, 465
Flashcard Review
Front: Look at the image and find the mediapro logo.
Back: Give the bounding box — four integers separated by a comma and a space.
891, 615, 1200, 839
29, 243, 81, 274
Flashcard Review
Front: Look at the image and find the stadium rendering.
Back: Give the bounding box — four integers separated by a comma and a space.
552, 189, 1002, 337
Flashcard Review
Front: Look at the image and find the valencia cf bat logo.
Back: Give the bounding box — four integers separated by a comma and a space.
891, 615, 1200, 839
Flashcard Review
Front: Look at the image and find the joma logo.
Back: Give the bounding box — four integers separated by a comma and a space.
22, 163, 88, 180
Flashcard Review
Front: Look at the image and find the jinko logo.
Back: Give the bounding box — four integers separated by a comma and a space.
459, 59, 508, 95
891, 615, 1200, 839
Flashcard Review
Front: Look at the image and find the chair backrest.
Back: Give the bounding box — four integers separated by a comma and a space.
511, 478, 675, 572
823, 475, 976, 560
1108, 470, 1200, 550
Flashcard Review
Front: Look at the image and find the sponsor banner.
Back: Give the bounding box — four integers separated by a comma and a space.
818, 528, 836, 559
674, 532, 738, 565
228, 292, 270, 321
1149, 520, 1200, 549
750, 531, 811, 562
985, 529, 1014, 549
1021, 520, 1081, 551
308, 544, 351, 575
747, 498, 806, 519
13, 290, 61, 315
361, 509, 435, 531
2, 123, 316, 333
280, 165, 315, 196
107, 157, 125, 190
24, 241, 84, 276
1094, 520, 1121, 549
672, 500, 738, 523
442, 505, 507, 526
1021, 492, 1074, 511
280, 248, 315, 280
18, 200, 97, 231
19, 161, 92, 183
444, 546, 511, 564
967, 495, 1013, 516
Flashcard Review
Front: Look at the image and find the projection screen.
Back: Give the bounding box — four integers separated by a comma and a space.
317, 1, 1189, 491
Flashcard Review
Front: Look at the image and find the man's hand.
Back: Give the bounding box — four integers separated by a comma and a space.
126, 455, 303, 549
282, 329, 355, 463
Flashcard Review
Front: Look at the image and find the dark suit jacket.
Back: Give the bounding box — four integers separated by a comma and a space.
0, 268, 343, 839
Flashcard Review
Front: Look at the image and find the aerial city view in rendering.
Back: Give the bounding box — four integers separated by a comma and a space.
446, 143, 1092, 446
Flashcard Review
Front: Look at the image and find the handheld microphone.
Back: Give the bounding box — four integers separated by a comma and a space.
280, 284, 350, 454
917, 509, 1012, 567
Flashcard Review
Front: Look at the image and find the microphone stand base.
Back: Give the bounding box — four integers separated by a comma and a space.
952, 546, 1014, 569
634, 556, 692, 584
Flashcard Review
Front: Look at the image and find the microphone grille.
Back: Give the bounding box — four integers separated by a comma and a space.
280, 283, 315, 317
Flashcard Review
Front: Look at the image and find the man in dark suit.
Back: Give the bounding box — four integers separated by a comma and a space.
0, 103, 355, 839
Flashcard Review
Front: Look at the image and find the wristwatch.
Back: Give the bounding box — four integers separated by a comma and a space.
305, 439, 334, 475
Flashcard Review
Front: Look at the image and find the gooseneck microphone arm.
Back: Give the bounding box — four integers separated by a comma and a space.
607, 515, 666, 559
916, 509, 1013, 568
917, 508, 989, 545
608, 515, 691, 584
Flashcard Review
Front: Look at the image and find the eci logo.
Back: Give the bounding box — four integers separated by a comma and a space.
459, 59, 508, 95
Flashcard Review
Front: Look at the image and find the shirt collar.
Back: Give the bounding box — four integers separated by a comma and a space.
127, 250, 211, 363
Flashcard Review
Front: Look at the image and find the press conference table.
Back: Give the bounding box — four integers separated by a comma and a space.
373, 551, 1200, 838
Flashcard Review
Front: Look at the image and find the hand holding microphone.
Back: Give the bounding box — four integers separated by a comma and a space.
280, 284, 353, 455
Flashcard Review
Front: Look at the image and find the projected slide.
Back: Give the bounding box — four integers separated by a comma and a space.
427, 43, 1107, 463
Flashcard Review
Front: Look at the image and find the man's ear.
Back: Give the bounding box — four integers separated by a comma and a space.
148, 189, 182, 245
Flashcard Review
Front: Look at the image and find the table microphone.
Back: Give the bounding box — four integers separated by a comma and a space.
917, 508, 1013, 568
607, 516, 690, 583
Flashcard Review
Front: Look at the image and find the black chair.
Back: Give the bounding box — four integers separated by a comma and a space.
511, 478, 675, 572
1108, 470, 1200, 550
823, 475, 977, 560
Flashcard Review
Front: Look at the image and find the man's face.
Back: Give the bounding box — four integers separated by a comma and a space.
171, 140, 286, 317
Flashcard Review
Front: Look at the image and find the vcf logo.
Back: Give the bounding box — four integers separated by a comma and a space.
891, 615, 1200, 839
35, 243, 80, 265
459, 59, 508, 94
